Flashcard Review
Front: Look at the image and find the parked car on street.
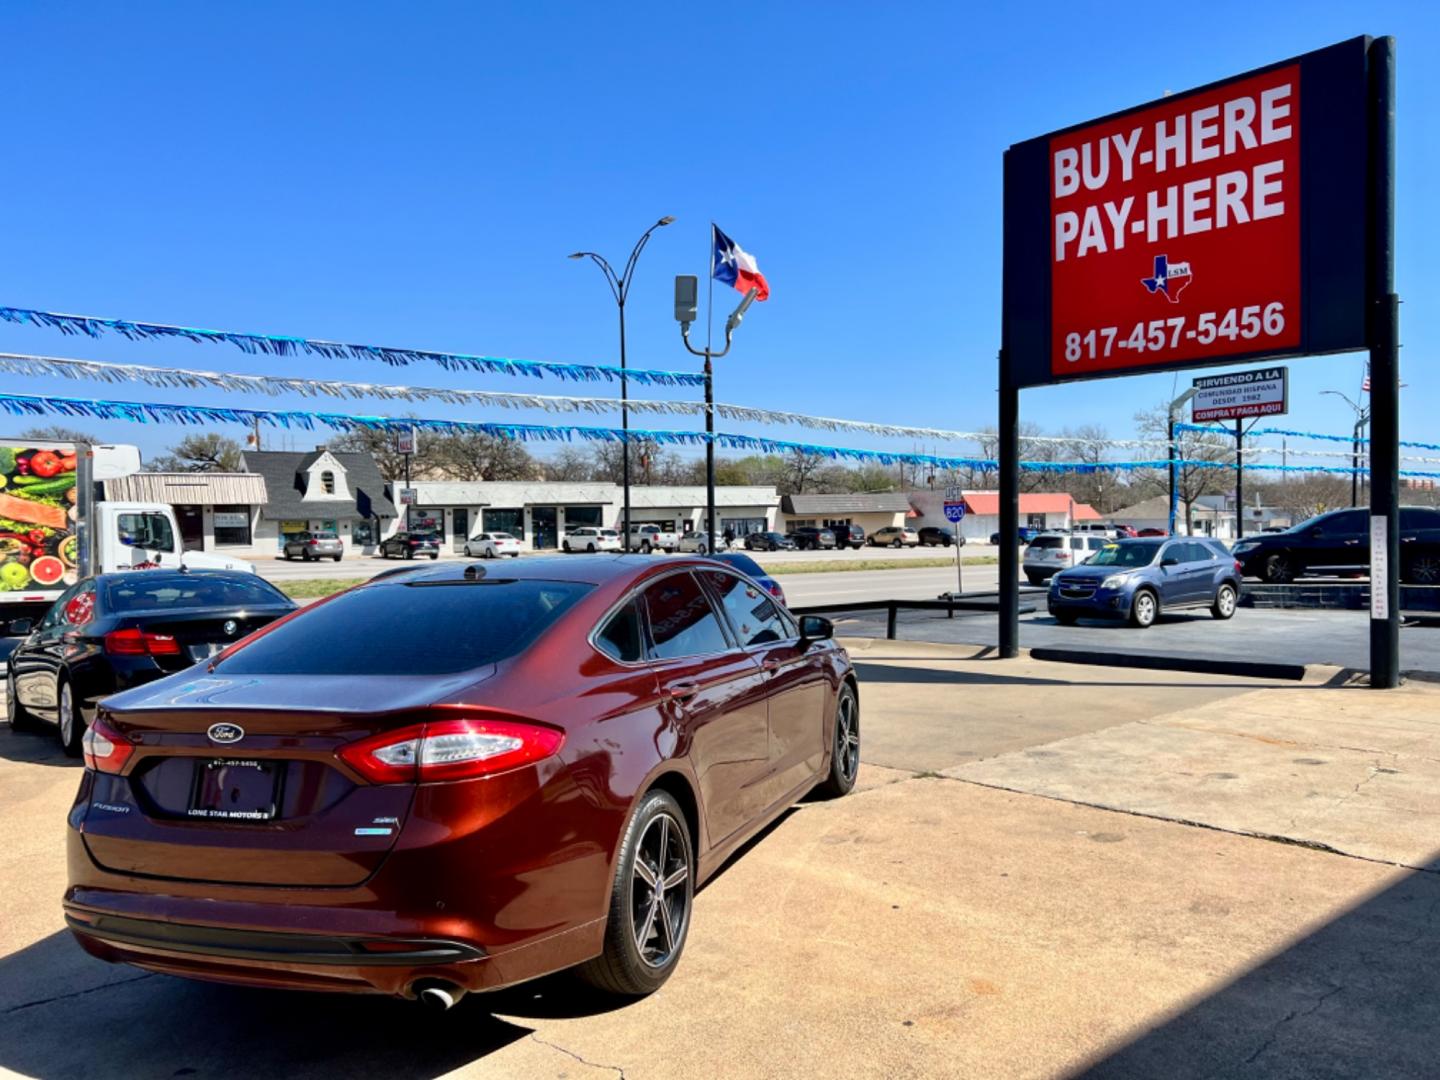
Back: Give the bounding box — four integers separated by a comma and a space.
1047, 537, 1242, 628
788, 527, 836, 551
676, 531, 716, 555
869, 527, 919, 548
379, 531, 440, 560
6, 569, 296, 755
918, 526, 962, 547
832, 524, 866, 550
708, 551, 786, 606
1111, 524, 1139, 538
1230, 507, 1440, 584
466, 531, 523, 558
1137, 527, 1168, 537
64, 557, 859, 1004
629, 523, 679, 554
990, 527, 1041, 545
281, 531, 344, 562
745, 531, 796, 552
562, 527, 620, 554
1023, 533, 1108, 584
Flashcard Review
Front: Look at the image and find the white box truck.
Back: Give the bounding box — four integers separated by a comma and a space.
0, 439, 254, 633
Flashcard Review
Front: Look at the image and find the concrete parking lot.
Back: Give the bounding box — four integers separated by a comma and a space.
3, 640, 1438, 1078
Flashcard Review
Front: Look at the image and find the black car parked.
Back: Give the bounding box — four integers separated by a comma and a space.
5, 570, 296, 755
744, 531, 797, 552
833, 524, 866, 549
1231, 506, 1440, 584
788, 527, 837, 551
380, 530, 441, 560
918, 526, 963, 548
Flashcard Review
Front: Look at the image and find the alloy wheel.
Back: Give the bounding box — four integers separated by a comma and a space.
835, 692, 860, 784
59, 682, 77, 746
1409, 554, 1440, 585
1133, 591, 1156, 627
630, 812, 689, 969
1265, 554, 1293, 583
1217, 585, 1237, 617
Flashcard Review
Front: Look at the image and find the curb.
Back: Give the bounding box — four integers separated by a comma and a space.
1027, 647, 1307, 682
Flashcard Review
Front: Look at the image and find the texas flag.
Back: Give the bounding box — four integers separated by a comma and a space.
712, 224, 770, 301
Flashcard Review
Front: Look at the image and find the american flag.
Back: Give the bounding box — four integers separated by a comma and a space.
1362, 361, 1371, 393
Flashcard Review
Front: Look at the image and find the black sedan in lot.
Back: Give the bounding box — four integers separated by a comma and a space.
788, 527, 837, 551
379, 530, 441, 560
918, 526, 963, 547
745, 531, 797, 552
5, 570, 296, 755
1231, 506, 1440, 584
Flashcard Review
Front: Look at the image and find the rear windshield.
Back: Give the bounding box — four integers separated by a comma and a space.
104, 575, 293, 613
1029, 537, 1064, 549
215, 579, 592, 675
1087, 542, 1162, 567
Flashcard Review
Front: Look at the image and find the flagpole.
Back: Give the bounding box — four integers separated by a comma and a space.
705, 224, 717, 555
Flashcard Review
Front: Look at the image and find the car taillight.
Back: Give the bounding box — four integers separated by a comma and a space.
82, 716, 135, 774
766, 582, 786, 603
1235, 559, 1243, 573
1058, 552, 1072, 560
104, 628, 181, 655
307, 538, 319, 546
337, 717, 565, 784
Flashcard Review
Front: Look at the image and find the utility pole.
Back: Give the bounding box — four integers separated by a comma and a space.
1235, 418, 1244, 539
570, 216, 675, 551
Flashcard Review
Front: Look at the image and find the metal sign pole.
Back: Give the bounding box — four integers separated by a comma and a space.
1368, 35, 1400, 689
998, 364, 1019, 657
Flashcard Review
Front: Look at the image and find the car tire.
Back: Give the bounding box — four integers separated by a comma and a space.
333, 555, 342, 562
404, 549, 414, 560
563, 542, 571, 553
1403, 552, 1440, 586
815, 683, 860, 799
893, 539, 902, 549
696, 543, 707, 555
1212, 583, 1238, 620
6, 669, 40, 733
587, 543, 596, 553
1054, 610, 1079, 626
578, 789, 693, 997
1263, 553, 1294, 584
1025, 572, 1044, 586
429, 553, 438, 560
768, 541, 778, 552
640, 541, 652, 554
57, 678, 85, 757
303, 551, 313, 562
1129, 589, 1158, 629
283, 551, 293, 561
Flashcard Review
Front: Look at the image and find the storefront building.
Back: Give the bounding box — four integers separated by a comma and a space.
242, 449, 397, 555
393, 481, 779, 551
779, 493, 915, 538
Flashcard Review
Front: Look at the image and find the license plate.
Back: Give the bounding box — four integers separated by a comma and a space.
188, 759, 279, 822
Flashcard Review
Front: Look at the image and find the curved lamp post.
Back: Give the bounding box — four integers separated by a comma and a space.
570, 216, 675, 551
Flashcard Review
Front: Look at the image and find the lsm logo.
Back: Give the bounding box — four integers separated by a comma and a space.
1141, 254, 1193, 303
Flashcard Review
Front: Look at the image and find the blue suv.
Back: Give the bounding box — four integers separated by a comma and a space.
1047, 537, 1242, 628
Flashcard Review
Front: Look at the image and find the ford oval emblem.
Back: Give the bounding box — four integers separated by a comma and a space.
223, 619, 238, 636
207, 722, 244, 745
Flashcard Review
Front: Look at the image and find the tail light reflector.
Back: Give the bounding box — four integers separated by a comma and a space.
1235, 560, 1244, 573
338, 717, 564, 784
83, 717, 135, 774
104, 628, 181, 655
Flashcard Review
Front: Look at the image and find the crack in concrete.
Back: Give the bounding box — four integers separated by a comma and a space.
937, 774, 1440, 875
528, 1032, 626, 1078
0, 972, 156, 1016
1240, 983, 1345, 1066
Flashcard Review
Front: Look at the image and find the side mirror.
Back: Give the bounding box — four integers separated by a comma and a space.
1160, 557, 1179, 567
9, 618, 33, 635
799, 615, 834, 641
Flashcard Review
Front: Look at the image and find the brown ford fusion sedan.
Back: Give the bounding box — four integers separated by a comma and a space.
64, 556, 860, 1006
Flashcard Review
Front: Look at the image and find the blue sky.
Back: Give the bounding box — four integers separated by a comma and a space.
1, 2, 1434, 469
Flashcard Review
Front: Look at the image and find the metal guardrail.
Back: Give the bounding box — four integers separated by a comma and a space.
792, 594, 1040, 640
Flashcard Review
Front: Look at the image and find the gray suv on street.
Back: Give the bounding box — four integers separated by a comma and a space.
282, 531, 344, 562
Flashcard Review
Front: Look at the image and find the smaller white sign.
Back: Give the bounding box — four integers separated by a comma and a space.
1192, 366, 1288, 422
212, 512, 249, 528
399, 487, 418, 506
1370, 515, 1389, 620
396, 428, 416, 455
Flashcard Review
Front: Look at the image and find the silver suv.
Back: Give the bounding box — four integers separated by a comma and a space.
1023, 533, 1108, 585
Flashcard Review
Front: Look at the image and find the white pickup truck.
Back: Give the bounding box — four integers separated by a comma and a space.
628, 523, 680, 554
0, 440, 254, 633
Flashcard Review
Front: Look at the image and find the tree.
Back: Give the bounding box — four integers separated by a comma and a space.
428, 431, 537, 482
148, 433, 245, 472
328, 420, 438, 480
19, 425, 101, 445
779, 449, 826, 495
1133, 404, 1232, 533
543, 445, 595, 482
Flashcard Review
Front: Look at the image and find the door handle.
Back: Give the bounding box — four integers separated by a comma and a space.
664, 682, 700, 701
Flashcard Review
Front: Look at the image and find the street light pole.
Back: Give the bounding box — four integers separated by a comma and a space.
675, 278, 760, 555
570, 216, 674, 551
1321, 390, 1371, 509
1167, 388, 1197, 535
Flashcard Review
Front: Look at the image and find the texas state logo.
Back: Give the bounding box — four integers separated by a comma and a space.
1140, 255, 1192, 303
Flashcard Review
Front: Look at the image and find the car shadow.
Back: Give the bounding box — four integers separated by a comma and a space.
0, 722, 75, 768
0, 931, 632, 1079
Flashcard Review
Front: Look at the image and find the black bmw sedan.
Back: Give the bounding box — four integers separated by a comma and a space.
5, 569, 296, 755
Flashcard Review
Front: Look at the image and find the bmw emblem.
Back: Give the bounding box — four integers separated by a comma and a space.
223, 619, 239, 636
207, 722, 244, 745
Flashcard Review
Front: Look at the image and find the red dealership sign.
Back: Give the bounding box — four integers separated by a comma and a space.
1050, 68, 1301, 376
1003, 38, 1369, 390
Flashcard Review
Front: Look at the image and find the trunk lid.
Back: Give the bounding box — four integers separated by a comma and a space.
80, 671, 488, 888
113, 606, 294, 670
